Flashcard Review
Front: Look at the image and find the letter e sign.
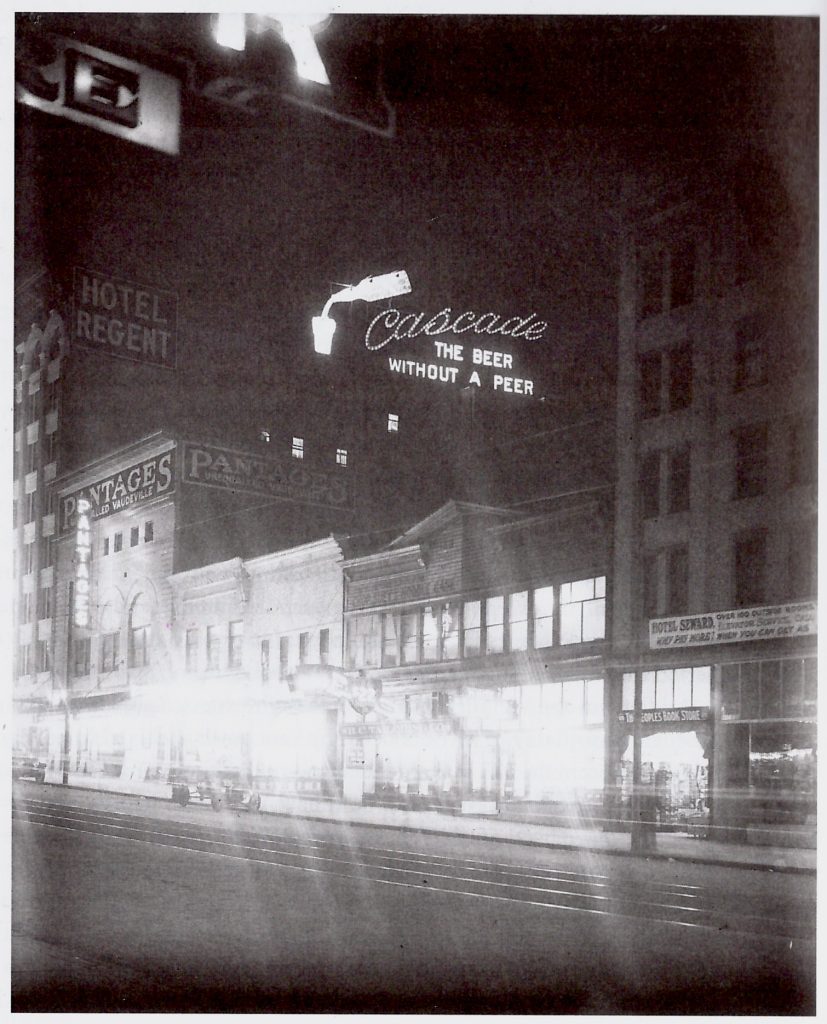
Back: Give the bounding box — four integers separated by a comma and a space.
65, 49, 139, 128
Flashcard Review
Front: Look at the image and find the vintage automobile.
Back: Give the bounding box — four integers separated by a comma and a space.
12, 753, 47, 783
170, 768, 262, 812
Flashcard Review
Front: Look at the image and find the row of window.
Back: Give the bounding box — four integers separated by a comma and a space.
17, 639, 52, 675
621, 666, 711, 710
102, 520, 154, 556
184, 624, 332, 678
13, 433, 58, 477
17, 537, 53, 576
643, 521, 817, 618
257, 413, 400, 462
720, 658, 817, 721
346, 577, 607, 670
19, 585, 54, 623
70, 625, 151, 677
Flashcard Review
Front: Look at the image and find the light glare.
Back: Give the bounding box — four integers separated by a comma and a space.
214, 13, 247, 51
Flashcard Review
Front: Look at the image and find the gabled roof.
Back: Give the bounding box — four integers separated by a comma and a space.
386, 500, 520, 550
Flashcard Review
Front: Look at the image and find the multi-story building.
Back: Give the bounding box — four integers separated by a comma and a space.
340, 499, 611, 818
611, 168, 817, 840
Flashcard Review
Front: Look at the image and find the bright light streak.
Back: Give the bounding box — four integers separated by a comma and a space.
214, 13, 247, 51
278, 21, 330, 85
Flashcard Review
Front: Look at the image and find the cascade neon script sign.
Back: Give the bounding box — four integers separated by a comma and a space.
365, 306, 546, 396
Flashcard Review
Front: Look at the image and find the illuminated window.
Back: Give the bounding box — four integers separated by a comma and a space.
319, 628, 329, 665
346, 614, 381, 669
533, 586, 554, 648
463, 600, 481, 657
291, 436, 304, 459
387, 413, 399, 433
508, 591, 528, 652
228, 620, 243, 669
400, 610, 419, 664
72, 636, 91, 677
441, 602, 461, 660
144, 521, 154, 543
336, 448, 348, 467
485, 596, 504, 654
381, 612, 399, 667
114, 532, 123, 553
259, 429, 271, 443
559, 576, 606, 645
260, 639, 270, 683
298, 631, 309, 664
206, 626, 220, 671
422, 605, 439, 661
131, 526, 139, 547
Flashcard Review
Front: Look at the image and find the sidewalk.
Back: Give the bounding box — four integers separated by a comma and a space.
44, 772, 816, 874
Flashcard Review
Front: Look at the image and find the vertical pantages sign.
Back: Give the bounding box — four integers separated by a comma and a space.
74, 498, 92, 628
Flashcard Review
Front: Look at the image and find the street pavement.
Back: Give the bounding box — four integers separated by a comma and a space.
11, 782, 817, 1013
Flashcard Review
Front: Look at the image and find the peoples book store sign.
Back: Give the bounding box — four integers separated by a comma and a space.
366, 306, 546, 396
649, 601, 817, 650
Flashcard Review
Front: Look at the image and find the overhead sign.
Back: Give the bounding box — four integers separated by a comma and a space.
617, 707, 710, 725
649, 602, 817, 650
73, 269, 178, 368
16, 35, 181, 155
59, 450, 175, 534
368, 306, 545, 397
182, 441, 351, 509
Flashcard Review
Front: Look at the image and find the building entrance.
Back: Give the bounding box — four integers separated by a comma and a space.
621, 730, 709, 831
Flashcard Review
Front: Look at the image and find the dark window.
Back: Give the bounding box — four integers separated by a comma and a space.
129, 625, 150, 668
666, 546, 689, 614
788, 521, 817, 599
145, 520, 154, 542
101, 632, 120, 673
26, 491, 36, 523
739, 661, 760, 718
41, 535, 52, 569
721, 663, 741, 718
643, 553, 660, 619
279, 636, 289, 679
297, 631, 309, 665
260, 639, 270, 683
668, 448, 691, 514
639, 351, 662, 418
37, 639, 51, 673
38, 585, 52, 619
760, 661, 782, 718
734, 529, 766, 606
25, 543, 35, 574
640, 451, 660, 518
789, 417, 816, 488
668, 343, 693, 411
734, 424, 768, 499
319, 628, 329, 665
206, 626, 220, 670
782, 660, 805, 716
381, 613, 399, 667
228, 621, 243, 669
185, 628, 199, 672
113, 532, 123, 553
734, 315, 768, 391
130, 526, 139, 547
103, 536, 110, 556
638, 248, 663, 319
670, 239, 695, 309
72, 636, 91, 677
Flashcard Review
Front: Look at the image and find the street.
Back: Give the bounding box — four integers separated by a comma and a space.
12, 784, 815, 1013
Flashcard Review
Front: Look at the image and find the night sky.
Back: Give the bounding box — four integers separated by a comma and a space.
15, 13, 818, 537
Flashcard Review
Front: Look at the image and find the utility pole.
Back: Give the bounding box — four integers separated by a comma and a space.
62, 581, 73, 785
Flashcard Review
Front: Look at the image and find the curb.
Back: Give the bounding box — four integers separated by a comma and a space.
36, 780, 816, 877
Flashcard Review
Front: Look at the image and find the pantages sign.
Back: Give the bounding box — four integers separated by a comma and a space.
59, 450, 175, 535
182, 441, 351, 509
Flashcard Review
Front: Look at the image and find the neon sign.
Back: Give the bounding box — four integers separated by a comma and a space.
74, 498, 92, 628
365, 307, 548, 351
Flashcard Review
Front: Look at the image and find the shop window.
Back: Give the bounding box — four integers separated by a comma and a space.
508, 591, 528, 652
185, 628, 199, 672
103, 536, 110, 556
734, 528, 766, 606
669, 238, 695, 309
668, 343, 693, 411
639, 351, 662, 418
145, 520, 154, 543
206, 625, 220, 671
422, 605, 439, 661
485, 596, 504, 654
130, 526, 139, 547
733, 423, 768, 499
101, 632, 120, 674
760, 661, 782, 718
73, 636, 91, 677
640, 451, 660, 518
739, 661, 761, 718
666, 546, 688, 614
228, 620, 243, 669
721, 664, 741, 719
37, 639, 51, 673
584, 678, 604, 725
463, 600, 481, 657
789, 416, 816, 488
291, 436, 304, 459
532, 586, 554, 648
279, 636, 289, 679
260, 639, 270, 683
336, 448, 348, 467
441, 602, 460, 660
668, 448, 690, 514
559, 576, 606, 645
387, 412, 399, 433
346, 614, 381, 669
733, 314, 768, 391
319, 628, 329, 665
381, 613, 399, 667
114, 532, 123, 553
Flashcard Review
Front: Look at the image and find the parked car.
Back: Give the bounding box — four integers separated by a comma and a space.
170, 768, 262, 812
12, 753, 46, 783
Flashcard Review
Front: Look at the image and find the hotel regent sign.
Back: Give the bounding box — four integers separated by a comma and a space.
182, 441, 351, 509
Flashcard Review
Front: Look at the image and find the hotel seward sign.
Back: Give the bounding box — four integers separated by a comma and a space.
649, 601, 817, 650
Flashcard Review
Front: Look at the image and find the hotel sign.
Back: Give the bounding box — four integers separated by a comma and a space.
182, 442, 351, 509
649, 602, 817, 650
59, 450, 175, 535
16, 35, 181, 154
73, 270, 178, 368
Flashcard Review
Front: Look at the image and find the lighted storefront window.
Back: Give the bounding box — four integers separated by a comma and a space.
559, 576, 606, 644
533, 586, 554, 648
463, 600, 481, 656
508, 591, 528, 652
422, 605, 439, 661
401, 610, 419, 664
382, 612, 399, 667
346, 614, 381, 669
485, 596, 504, 654
441, 602, 460, 660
